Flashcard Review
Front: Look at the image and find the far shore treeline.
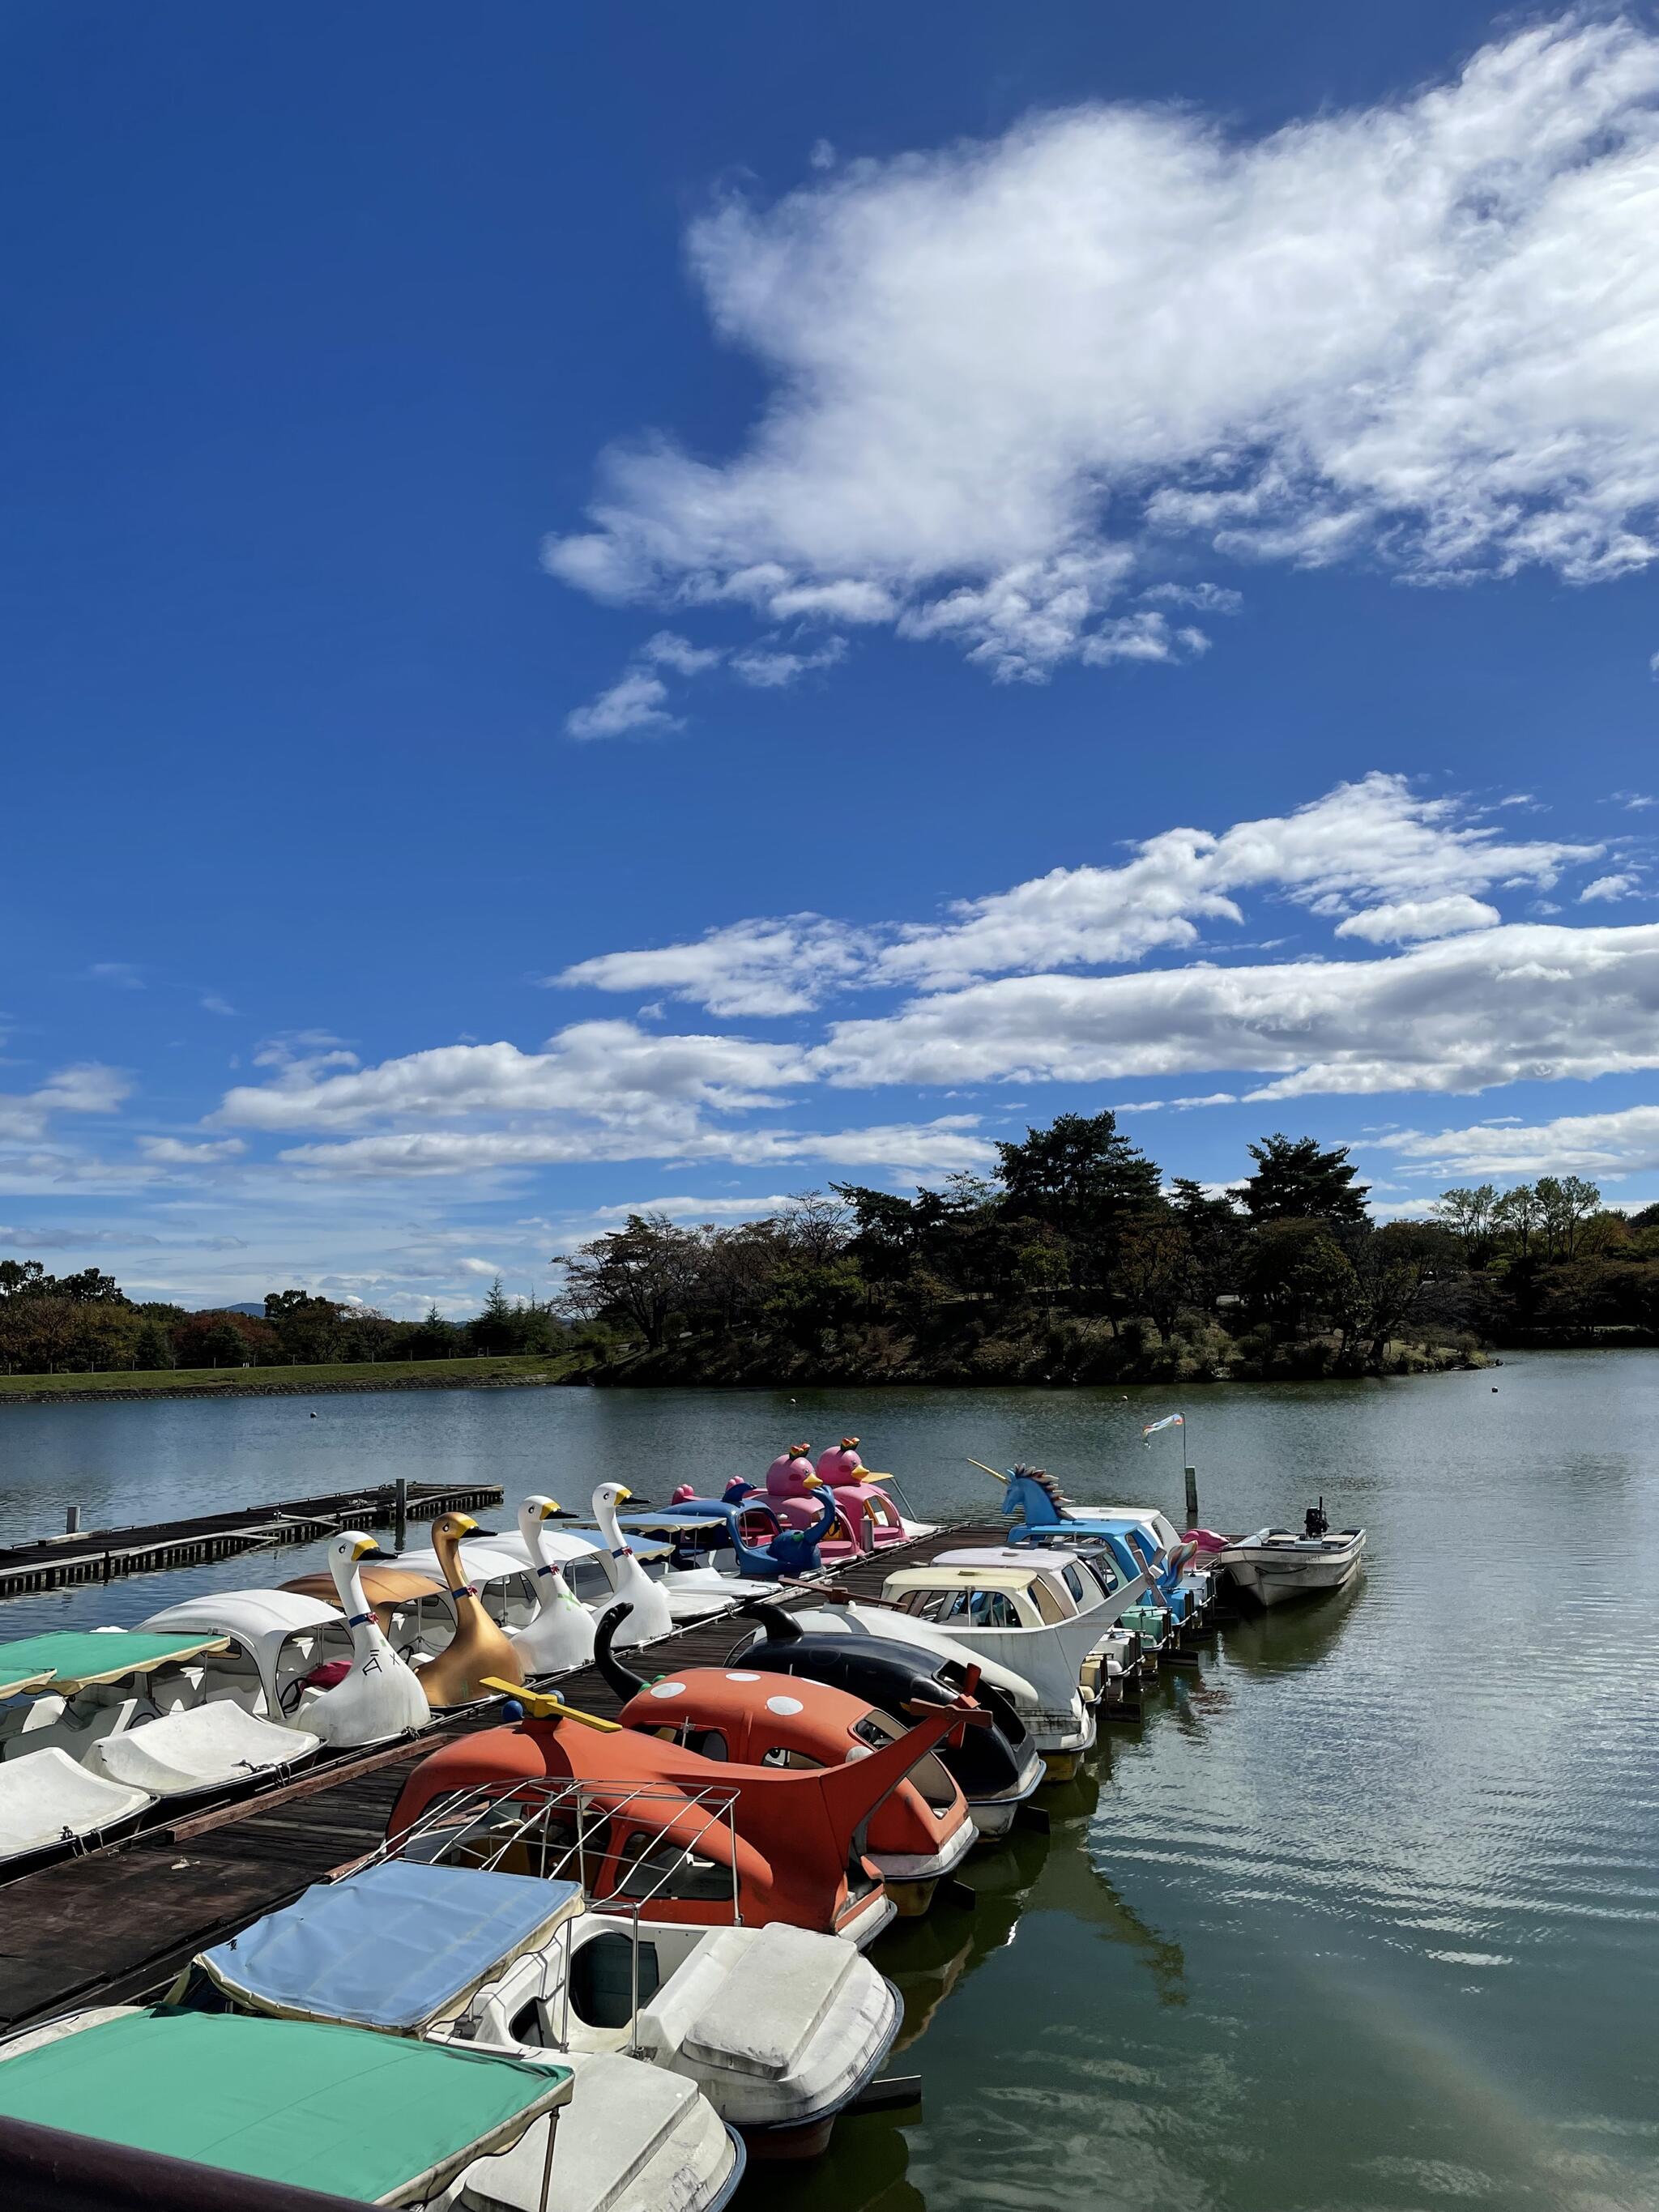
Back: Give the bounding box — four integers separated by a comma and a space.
4, 1115, 1657, 1387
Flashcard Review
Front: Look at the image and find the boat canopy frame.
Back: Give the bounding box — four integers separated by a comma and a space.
356, 1774, 747, 2061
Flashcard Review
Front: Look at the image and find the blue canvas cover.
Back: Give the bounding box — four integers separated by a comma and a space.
198, 1858, 582, 2033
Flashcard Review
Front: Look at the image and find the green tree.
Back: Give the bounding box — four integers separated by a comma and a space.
132, 1320, 174, 1370
553, 1214, 702, 1350
1433, 1185, 1500, 1266
1242, 1133, 1369, 1224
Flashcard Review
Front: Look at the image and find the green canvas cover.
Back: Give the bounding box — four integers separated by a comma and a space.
0, 2007, 571, 2204
0, 1630, 229, 1698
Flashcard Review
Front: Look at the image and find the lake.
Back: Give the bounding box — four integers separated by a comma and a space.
2, 1354, 1657, 2210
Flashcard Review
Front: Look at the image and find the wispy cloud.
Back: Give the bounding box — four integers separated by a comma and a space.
565, 668, 680, 740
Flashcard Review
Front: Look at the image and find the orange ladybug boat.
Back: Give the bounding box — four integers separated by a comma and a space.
388, 1656, 990, 1946
591, 1605, 978, 1913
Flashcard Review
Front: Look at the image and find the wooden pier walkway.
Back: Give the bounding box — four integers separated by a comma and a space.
0, 1518, 1022, 2035
0, 1481, 505, 1598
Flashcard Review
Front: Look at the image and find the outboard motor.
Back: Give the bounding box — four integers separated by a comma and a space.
1303, 1498, 1330, 1539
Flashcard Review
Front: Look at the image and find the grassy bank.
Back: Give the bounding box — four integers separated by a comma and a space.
0, 1349, 591, 1404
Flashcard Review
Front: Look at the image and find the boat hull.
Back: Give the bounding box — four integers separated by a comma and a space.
1217, 1532, 1365, 1608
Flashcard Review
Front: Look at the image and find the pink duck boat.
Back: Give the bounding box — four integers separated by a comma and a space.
764, 1439, 928, 1559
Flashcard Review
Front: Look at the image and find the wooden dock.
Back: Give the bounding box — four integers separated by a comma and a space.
0, 1518, 1061, 2035
0, 1481, 505, 1598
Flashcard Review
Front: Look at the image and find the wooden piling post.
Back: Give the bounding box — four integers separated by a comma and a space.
1183, 1464, 1199, 1528
393, 1476, 407, 1554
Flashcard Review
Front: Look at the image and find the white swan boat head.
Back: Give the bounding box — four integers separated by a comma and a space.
589, 1482, 673, 1647
510, 1496, 597, 1677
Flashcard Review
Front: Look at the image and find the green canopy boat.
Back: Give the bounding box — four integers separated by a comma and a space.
0, 1630, 229, 1702
0, 2006, 571, 2206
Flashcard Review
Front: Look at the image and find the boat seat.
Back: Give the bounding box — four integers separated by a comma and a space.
0, 1694, 151, 1764
0, 1746, 154, 1861
146, 1666, 205, 1715
190, 1666, 267, 1715
458, 2053, 712, 2212
86, 1706, 318, 1796
640, 1921, 859, 2081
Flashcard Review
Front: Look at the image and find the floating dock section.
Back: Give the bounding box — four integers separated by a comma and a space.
0, 1482, 504, 1598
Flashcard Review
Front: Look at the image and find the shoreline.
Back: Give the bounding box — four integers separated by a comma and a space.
0, 1345, 1501, 1408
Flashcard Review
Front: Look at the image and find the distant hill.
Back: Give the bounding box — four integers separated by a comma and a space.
207, 1302, 267, 1317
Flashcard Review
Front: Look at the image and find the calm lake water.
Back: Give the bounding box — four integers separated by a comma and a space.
2, 1355, 1657, 2211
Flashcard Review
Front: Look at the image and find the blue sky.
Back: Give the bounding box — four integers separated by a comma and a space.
4, 2, 1659, 1315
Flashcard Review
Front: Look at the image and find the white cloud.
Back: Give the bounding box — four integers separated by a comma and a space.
0, 1064, 132, 1141
640, 630, 725, 676
589, 1194, 799, 1222
1378, 1103, 1659, 1178
544, 19, 1659, 680
1580, 872, 1640, 901
554, 916, 868, 1017
218, 1024, 811, 1133
86, 962, 143, 990
565, 669, 680, 740
816, 923, 1659, 1100
553, 774, 1595, 1008
137, 1136, 247, 1165
1333, 894, 1501, 943
199, 994, 238, 1017
275, 1117, 994, 1181
729, 635, 847, 688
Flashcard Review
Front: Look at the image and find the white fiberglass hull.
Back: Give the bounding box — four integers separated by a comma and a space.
1216, 1531, 1365, 1607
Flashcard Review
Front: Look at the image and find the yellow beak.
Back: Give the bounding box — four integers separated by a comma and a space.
539, 1499, 561, 1519
615, 1485, 633, 1502
351, 1536, 380, 1561
804, 1473, 824, 1489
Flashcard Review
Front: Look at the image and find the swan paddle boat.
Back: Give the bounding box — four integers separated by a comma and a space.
0, 2005, 597, 2212
723, 1600, 1045, 1838
404, 1513, 525, 1709
142, 1532, 432, 1748
189, 1841, 891, 2164
587, 1605, 978, 1913
510, 1497, 599, 1675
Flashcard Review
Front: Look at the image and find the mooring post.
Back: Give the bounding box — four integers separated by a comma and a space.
65, 1505, 81, 1536
393, 1476, 407, 1554
1183, 1464, 1199, 1528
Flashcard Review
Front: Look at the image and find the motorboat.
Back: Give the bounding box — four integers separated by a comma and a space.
876, 1543, 1153, 1781
588, 1605, 978, 1914
1209, 1503, 1367, 1606
0, 2004, 608, 2212
142, 1532, 433, 1748
389, 1670, 989, 1950
0, 1627, 320, 1860
722, 1599, 1046, 1839
187, 1842, 891, 2163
